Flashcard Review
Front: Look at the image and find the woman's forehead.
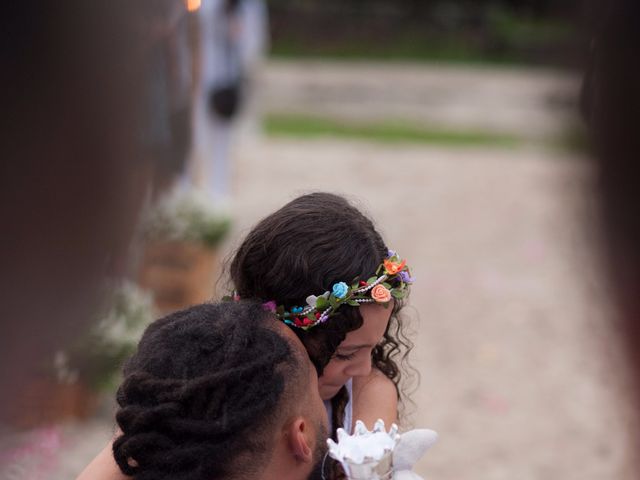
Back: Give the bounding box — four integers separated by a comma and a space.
340, 304, 392, 347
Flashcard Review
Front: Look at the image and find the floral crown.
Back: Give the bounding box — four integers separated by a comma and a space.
261, 250, 414, 331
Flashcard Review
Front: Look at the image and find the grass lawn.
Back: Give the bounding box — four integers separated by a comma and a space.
264, 114, 524, 148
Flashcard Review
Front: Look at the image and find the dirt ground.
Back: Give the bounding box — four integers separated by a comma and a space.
3, 61, 636, 480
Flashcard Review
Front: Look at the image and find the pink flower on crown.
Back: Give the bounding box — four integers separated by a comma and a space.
262, 301, 277, 312
371, 284, 392, 303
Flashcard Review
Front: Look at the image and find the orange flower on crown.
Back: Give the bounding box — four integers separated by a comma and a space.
383, 259, 406, 275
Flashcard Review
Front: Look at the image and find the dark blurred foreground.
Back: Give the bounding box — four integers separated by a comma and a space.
581, 0, 640, 407
0, 1, 154, 417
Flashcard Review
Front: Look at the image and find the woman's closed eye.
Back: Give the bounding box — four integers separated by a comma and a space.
334, 342, 381, 361
334, 352, 356, 361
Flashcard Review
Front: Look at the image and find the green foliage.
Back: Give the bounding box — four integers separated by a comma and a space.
268, 1, 577, 66
265, 114, 522, 148
60, 282, 156, 392
143, 189, 231, 249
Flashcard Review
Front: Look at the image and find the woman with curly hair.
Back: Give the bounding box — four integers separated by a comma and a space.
228, 192, 415, 438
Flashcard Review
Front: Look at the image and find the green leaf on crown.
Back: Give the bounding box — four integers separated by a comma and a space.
382, 282, 392, 289
391, 289, 406, 299
347, 300, 359, 307
329, 295, 339, 309
367, 276, 378, 284
315, 296, 329, 311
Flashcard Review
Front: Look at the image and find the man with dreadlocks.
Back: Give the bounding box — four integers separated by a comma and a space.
77, 301, 328, 480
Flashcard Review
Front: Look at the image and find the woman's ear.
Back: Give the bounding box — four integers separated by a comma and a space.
286, 417, 313, 463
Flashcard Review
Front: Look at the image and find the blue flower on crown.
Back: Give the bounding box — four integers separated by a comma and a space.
332, 282, 349, 299
291, 306, 304, 314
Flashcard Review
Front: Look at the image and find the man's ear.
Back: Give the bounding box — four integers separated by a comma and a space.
286, 417, 313, 464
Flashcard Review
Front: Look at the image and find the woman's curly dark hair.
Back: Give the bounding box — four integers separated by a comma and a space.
112, 301, 308, 480
228, 193, 415, 438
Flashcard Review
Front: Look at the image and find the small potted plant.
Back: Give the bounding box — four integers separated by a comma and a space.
138, 188, 231, 313
14, 282, 155, 428
66, 280, 155, 392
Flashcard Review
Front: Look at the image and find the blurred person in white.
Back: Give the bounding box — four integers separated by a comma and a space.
180, 0, 268, 203
154, 0, 195, 191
